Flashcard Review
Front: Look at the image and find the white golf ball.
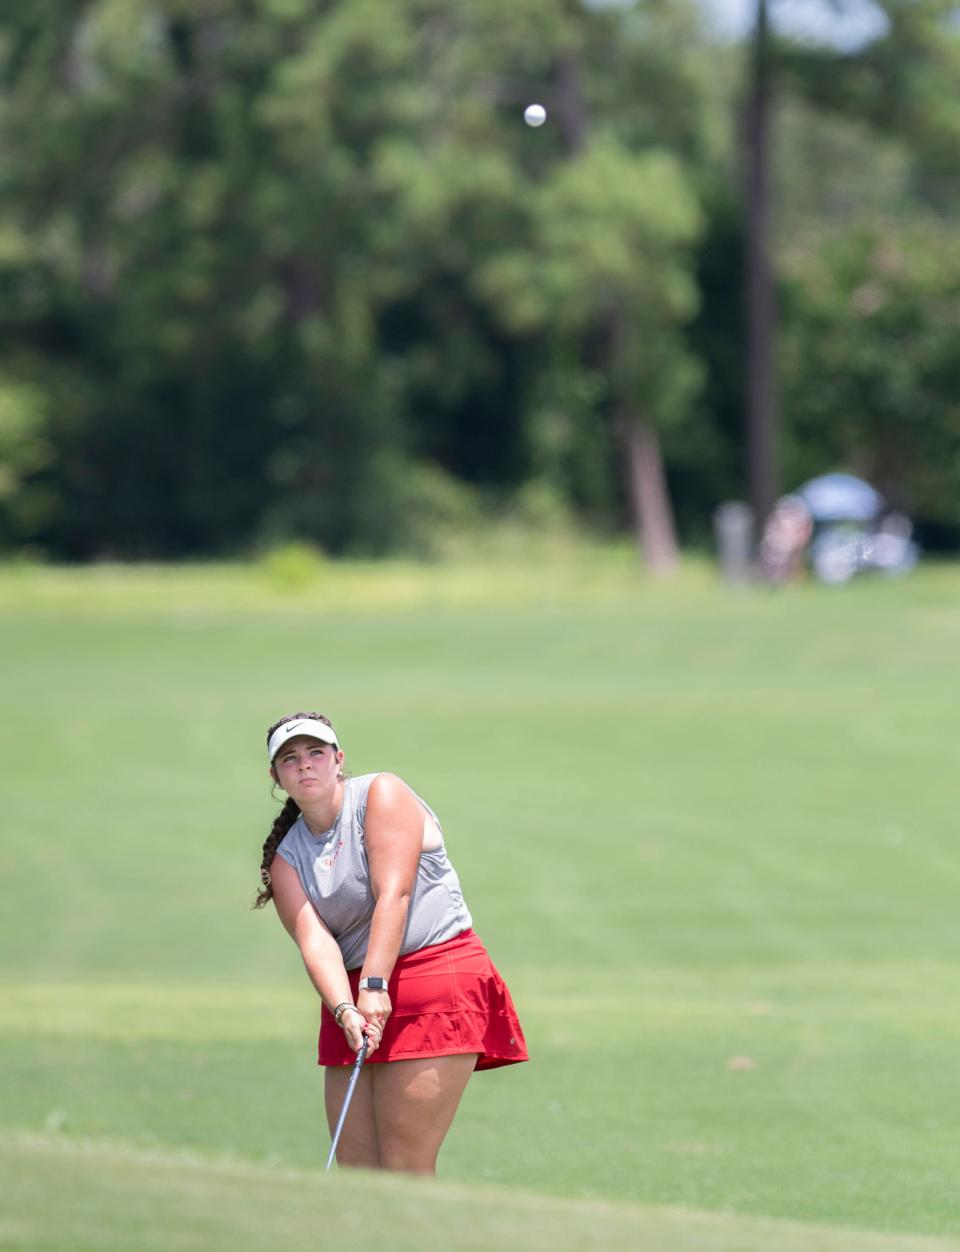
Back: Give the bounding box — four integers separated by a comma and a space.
523, 103, 547, 128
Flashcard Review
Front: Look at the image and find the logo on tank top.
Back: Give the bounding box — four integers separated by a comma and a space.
318, 839, 345, 872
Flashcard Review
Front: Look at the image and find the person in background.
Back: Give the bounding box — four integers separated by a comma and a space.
759, 494, 813, 585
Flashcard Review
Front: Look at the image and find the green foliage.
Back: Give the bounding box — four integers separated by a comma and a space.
778, 1, 960, 193
8, 0, 960, 555
474, 133, 707, 536
535, 141, 702, 329
390, 459, 486, 557
760, 2, 960, 543
0, 372, 55, 545
0, 0, 724, 558
774, 95, 915, 235
781, 217, 960, 529
524, 355, 615, 524
256, 539, 327, 590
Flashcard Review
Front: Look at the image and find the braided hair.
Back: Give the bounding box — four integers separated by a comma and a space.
252, 711, 338, 910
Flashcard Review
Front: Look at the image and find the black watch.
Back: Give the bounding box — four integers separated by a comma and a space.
359, 976, 387, 992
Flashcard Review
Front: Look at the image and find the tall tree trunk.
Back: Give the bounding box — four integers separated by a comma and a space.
744, 0, 778, 529
622, 414, 679, 575
553, 48, 680, 575
552, 52, 587, 154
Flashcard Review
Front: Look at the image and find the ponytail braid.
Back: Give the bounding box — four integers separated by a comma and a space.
252, 797, 300, 909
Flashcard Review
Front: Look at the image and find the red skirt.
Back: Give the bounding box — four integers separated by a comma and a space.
318, 929, 528, 1070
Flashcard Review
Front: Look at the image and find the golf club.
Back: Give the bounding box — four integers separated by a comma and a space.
325, 1036, 370, 1170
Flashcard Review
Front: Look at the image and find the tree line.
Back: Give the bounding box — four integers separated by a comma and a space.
2, 0, 960, 563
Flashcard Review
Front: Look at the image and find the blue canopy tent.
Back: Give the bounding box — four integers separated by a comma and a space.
795, 473, 885, 523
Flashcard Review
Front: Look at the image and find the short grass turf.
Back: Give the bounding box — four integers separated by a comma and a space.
1, 557, 959, 1244
2, 1132, 958, 1252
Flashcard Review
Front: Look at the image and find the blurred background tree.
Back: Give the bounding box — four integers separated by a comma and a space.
1, 0, 959, 562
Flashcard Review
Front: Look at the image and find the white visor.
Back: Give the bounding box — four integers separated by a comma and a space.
268, 718, 339, 763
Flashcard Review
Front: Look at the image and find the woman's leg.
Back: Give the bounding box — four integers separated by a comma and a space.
324, 1067, 380, 1168
371, 1053, 478, 1175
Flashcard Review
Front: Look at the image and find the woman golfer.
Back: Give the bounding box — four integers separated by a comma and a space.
255, 712, 528, 1174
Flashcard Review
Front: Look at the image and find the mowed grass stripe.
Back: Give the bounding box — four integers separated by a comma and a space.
0, 984, 310, 1043
2, 1132, 958, 1252
2, 964, 958, 1040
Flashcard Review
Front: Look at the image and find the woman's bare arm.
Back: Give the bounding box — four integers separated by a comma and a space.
270, 855, 374, 1054
357, 773, 424, 1029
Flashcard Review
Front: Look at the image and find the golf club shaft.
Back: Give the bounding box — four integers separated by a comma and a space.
325, 1036, 370, 1170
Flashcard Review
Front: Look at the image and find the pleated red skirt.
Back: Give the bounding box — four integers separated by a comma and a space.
318, 929, 528, 1070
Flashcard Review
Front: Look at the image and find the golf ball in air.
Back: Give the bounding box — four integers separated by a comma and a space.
523, 103, 547, 128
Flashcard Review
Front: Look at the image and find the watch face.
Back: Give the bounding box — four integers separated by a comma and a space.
366, 977, 386, 990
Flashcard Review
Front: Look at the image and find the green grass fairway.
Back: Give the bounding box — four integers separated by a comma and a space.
2, 557, 959, 1247
2, 1132, 958, 1252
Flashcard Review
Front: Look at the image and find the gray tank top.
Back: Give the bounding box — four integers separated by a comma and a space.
275, 773, 473, 969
